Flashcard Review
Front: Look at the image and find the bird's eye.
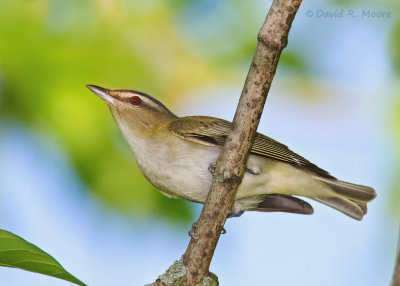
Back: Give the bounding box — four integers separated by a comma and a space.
130, 96, 141, 106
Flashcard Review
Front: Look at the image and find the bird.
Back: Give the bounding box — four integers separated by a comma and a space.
86, 85, 376, 220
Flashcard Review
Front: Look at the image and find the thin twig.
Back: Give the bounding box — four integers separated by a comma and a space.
180, 0, 303, 285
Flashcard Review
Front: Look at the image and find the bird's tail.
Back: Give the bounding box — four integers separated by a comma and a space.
312, 176, 376, 220
250, 194, 314, 215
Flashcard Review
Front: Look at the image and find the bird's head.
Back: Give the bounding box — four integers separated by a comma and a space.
87, 85, 176, 136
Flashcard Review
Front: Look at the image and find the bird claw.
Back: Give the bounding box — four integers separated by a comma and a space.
208, 163, 216, 174
221, 227, 226, 234
246, 166, 261, 175
228, 209, 245, 218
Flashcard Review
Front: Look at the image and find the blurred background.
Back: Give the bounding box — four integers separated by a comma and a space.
0, 0, 399, 285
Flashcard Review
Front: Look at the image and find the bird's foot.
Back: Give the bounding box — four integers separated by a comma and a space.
228, 209, 245, 218
208, 163, 216, 174
246, 166, 261, 175
228, 201, 245, 218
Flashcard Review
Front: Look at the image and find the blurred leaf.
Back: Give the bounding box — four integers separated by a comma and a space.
279, 49, 307, 73
390, 19, 400, 75
391, 101, 400, 213
0, 229, 86, 286
0, 0, 202, 224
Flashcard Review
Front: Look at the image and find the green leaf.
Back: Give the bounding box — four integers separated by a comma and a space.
0, 229, 86, 286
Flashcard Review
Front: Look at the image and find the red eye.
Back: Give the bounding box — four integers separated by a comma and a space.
130, 96, 141, 105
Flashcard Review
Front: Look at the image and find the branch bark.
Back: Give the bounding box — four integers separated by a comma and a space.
393, 234, 400, 286
151, 0, 302, 285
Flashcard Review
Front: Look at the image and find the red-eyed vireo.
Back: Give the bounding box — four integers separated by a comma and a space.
87, 85, 376, 220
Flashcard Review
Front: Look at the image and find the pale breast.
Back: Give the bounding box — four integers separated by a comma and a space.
128, 133, 220, 202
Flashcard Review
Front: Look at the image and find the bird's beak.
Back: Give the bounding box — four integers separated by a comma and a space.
86, 85, 116, 104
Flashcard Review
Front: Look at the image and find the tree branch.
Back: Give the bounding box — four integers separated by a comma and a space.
393, 232, 400, 286
150, 0, 302, 285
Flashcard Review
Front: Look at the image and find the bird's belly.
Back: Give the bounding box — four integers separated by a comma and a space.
134, 142, 220, 202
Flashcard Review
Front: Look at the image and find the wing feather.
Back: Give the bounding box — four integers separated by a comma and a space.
168, 116, 334, 179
